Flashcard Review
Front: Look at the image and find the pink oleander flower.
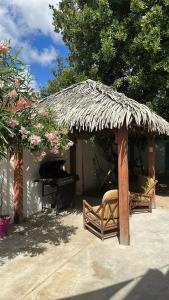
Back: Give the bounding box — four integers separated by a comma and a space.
67, 141, 74, 147
19, 126, 29, 135
45, 132, 58, 142
38, 109, 48, 117
30, 134, 41, 146
8, 89, 17, 98
34, 123, 44, 130
9, 132, 16, 138
64, 145, 70, 151
21, 135, 27, 140
19, 97, 28, 105
41, 151, 46, 158
64, 141, 74, 151
19, 127, 29, 139
15, 78, 20, 87
0, 41, 8, 54
8, 119, 19, 128
50, 146, 59, 155
35, 151, 46, 161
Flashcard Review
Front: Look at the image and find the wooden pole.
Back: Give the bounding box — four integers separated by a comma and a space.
117, 126, 130, 245
148, 133, 156, 208
13, 150, 23, 223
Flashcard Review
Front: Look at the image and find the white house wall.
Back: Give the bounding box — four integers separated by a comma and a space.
0, 155, 14, 218
23, 149, 71, 217
0, 149, 71, 219
23, 150, 42, 217
76, 139, 111, 195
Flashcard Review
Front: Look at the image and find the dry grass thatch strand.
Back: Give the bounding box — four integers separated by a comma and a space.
39, 79, 169, 135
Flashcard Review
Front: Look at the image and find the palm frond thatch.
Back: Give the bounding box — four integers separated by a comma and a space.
39, 79, 169, 135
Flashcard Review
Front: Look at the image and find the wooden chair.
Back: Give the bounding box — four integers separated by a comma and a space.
130, 176, 158, 213
83, 190, 119, 240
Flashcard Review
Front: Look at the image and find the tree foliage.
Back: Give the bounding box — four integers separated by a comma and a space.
50, 0, 169, 119
47, 57, 86, 95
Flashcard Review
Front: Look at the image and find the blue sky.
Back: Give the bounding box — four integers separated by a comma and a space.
0, 0, 68, 89
30, 35, 69, 88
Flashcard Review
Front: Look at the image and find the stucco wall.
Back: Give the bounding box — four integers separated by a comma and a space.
76, 139, 112, 195
23, 150, 41, 217
0, 151, 41, 220
0, 155, 14, 218
0, 149, 71, 219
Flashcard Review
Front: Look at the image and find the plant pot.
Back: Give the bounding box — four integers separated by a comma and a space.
0, 216, 10, 239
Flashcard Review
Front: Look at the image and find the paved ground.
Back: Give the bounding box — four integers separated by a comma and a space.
1, 194, 169, 300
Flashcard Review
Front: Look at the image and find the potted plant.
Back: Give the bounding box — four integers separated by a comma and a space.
0, 172, 10, 239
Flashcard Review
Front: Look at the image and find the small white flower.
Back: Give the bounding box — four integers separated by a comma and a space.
0, 80, 4, 89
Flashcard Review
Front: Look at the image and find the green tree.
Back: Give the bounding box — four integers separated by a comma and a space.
50, 0, 169, 119
47, 57, 86, 94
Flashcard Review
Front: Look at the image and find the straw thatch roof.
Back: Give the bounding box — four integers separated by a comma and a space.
39, 79, 169, 135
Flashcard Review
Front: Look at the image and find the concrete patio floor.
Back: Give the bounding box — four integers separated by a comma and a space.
1, 195, 169, 300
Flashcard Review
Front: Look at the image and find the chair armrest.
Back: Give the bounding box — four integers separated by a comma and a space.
83, 200, 102, 219
130, 192, 151, 197
83, 200, 94, 210
130, 193, 153, 200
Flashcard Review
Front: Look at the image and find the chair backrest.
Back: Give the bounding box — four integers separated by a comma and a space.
102, 189, 119, 220
137, 175, 157, 195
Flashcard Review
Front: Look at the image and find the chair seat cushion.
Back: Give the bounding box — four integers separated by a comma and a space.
131, 195, 150, 202
86, 210, 118, 226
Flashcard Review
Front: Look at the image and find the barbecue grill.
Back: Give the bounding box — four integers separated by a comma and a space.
34, 160, 78, 211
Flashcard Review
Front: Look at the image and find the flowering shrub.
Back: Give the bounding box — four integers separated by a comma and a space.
0, 41, 73, 160
0, 40, 37, 109
6, 107, 73, 161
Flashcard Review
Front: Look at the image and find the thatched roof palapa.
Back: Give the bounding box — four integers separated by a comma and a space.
39, 79, 169, 135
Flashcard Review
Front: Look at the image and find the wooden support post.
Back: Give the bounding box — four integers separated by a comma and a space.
13, 150, 23, 223
148, 133, 156, 208
118, 126, 130, 245
70, 137, 77, 198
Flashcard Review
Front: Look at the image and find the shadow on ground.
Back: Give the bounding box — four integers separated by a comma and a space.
0, 211, 77, 265
0, 195, 102, 266
58, 268, 169, 300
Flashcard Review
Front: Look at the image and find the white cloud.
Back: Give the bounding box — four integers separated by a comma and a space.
21, 43, 57, 66
0, 0, 60, 39
0, 0, 61, 66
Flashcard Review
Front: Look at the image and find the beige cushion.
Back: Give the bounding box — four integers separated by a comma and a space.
102, 189, 119, 219
102, 189, 118, 202
86, 210, 118, 226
